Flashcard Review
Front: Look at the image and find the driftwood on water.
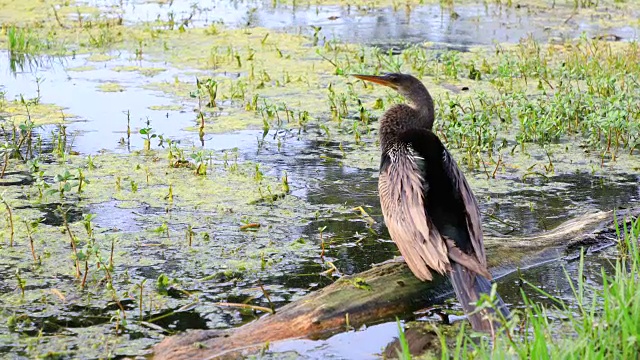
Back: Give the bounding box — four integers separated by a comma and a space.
152, 207, 639, 360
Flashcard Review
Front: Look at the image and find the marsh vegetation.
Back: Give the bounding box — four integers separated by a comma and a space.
0, 0, 639, 358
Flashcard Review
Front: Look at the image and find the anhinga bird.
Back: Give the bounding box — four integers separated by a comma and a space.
353, 73, 510, 332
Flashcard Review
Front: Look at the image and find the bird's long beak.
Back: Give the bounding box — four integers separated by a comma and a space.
352, 74, 396, 89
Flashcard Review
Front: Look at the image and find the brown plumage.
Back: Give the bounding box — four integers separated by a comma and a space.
353, 73, 510, 332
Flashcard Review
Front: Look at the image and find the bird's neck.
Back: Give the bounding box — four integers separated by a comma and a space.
405, 87, 435, 130
378, 83, 436, 155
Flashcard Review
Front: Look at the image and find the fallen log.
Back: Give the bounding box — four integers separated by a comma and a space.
152, 207, 639, 360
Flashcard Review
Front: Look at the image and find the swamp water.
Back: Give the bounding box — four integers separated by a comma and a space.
0, 0, 639, 358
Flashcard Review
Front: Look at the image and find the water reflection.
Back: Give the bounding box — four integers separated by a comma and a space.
5, 51, 55, 76
486, 173, 640, 235
88, 0, 639, 46
0, 50, 262, 154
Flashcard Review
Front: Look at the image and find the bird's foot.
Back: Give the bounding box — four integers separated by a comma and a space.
374, 256, 406, 267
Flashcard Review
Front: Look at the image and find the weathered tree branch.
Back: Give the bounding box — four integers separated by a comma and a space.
152, 207, 639, 360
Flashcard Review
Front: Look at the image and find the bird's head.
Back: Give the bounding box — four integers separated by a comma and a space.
352, 73, 423, 99
352, 72, 435, 128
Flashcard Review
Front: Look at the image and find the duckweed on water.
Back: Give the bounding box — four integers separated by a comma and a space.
0, 143, 338, 357
148, 104, 183, 111
85, 12, 639, 181
85, 53, 116, 62
1, 97, 74, 126
3, 0, 638, 179
112, 65, 166, 77
66, 64, 98, 72
97, 82, 126, 92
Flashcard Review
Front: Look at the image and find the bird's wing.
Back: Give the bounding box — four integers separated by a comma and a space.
439, 145, 487, 266
395, 129, 489, 275
379, 144, 450, 281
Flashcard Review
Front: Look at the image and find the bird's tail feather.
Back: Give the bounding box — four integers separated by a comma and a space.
449, 262, 511, 332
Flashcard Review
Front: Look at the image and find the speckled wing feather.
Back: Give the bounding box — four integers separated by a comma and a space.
378, 145, 450, 281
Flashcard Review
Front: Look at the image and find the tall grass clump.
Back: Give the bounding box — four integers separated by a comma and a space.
6, 26, 49, 73
7, 26, 43, 54
445, 214, 640, 359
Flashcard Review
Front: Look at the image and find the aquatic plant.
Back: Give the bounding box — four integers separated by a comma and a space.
0, 142, 16, 177
6, 26, 50, 73
185, 224, 195, 247
190, 150, 207, 175
0, 193, 15, 247
140, 118, 157, 151
395, 318, 412, 360
48, 170, 79, 199
443, 215, 640, 358
24, 219, 40, 263
14, 270, 25, 297
76, 168, 89, 193
194, 78, 218, 108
